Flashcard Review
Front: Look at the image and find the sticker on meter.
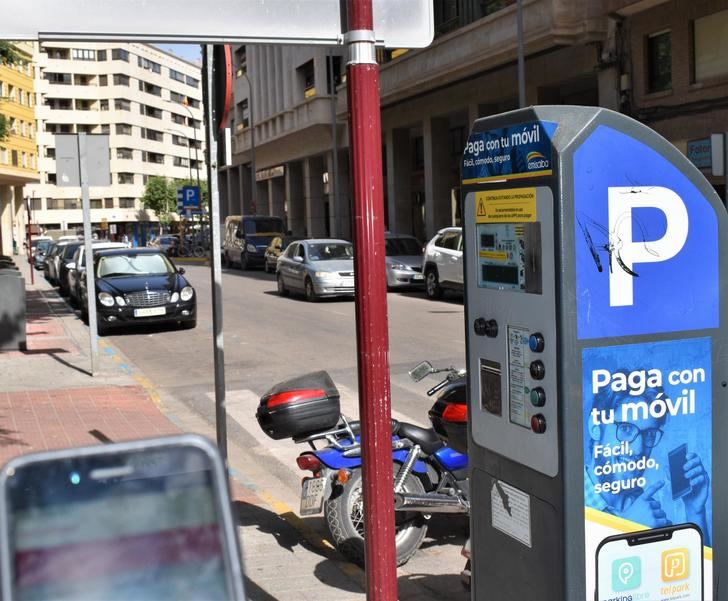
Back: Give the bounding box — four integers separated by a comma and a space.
491, 479, 532, 548
508, 326, 530, 428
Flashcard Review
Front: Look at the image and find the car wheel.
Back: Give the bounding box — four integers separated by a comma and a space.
240, 252, 249, 271
425, 267, 443, 300
277, 273, 289, 296
304, 278, 318, 302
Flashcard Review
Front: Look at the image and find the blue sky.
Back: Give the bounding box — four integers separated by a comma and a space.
154, 44, 201, 64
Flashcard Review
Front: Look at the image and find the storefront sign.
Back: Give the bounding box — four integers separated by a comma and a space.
687, 138, 712, 169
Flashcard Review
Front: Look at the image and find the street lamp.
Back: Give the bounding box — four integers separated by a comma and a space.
242, 71, 257, 214
164, 98, 201, 188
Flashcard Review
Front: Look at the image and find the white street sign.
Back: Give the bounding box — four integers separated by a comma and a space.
2, 0, 433, 48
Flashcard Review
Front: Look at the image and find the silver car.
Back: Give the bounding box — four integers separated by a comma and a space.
276, 239, 354, 301
385, 233, 424, 289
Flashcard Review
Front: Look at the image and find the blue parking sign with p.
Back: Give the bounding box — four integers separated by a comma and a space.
574, 125, 719, 339
177, 185, 201, 214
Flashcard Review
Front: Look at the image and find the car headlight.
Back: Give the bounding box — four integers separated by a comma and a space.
246, 243, 257, 253
180, 286, 194, 301
314, 271, 337, 279
170, 292, 180, 303
115, 296, 126, 306
98, 292, 115, 307
388, 263, 410, 271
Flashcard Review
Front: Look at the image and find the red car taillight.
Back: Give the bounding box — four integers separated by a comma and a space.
442, 403, 468, 423
296, 455, 322, 472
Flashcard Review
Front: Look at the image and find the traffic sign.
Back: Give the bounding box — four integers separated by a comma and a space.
1, 0, 433, 49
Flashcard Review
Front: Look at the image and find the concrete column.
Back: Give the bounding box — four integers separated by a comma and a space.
304, 156, 326, 238
269, 176, 286, 221
0, 186, 13, 256
241, 165, 253, 215
385, 127, 412, 236
286, 161, 306, 236
598, 67, 621, 112
423, 116, 451, 239
228, 166, 241, 216
13, 187, 27, 255
257, 177, 270, 215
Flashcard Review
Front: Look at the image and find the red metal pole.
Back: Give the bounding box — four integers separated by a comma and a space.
346, 1, 397, 599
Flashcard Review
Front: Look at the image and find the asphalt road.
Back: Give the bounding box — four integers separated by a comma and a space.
103, 263, 470, 598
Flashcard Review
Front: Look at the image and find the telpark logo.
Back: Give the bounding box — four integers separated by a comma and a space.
526, 151, 549, 171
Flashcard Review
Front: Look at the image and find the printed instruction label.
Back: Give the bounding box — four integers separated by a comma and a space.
508, 326, 530, 428
476, 187, 537, 223
491, 480, 532, 548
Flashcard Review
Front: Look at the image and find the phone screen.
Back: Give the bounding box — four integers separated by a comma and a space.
596, 525, 703, 601
3, 442, 234, 601
668, 444, 691, 499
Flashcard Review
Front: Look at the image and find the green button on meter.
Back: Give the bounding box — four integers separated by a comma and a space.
530, 387, 546, 407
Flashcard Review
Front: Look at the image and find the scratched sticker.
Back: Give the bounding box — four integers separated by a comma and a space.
491, 479, 532, 548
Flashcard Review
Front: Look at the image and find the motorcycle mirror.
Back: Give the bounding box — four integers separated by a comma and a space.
408, 361, 433, 382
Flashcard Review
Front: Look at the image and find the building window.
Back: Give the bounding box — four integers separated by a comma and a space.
116, 147, 134, 159
142, 128, 164, 142
169, 68, 186, 83
434, 0, 460, 36
63, 198, 80, 209
44, 72, 72, 85
137, 56, 161, 74
141, 104, 163, 119
45, 147, 55, 159
142, 152, 165, 164
236, 99, 249, 128
235, 46, 247, 77
297, 60, 315, 98
118, 172, 135, 184
119, 198, 136, 208
116, 123, 133, 136
113, 73, 130, 86
104, 198, 115, 208
141, 81, 162, 96
112, 48, 129, 62
100, 124, 110, 134
647, 30, 672, 93
171, 135, 188, 146
99, 74, 108, 86
173, 156, 189, 168
47, 198, 64, 210
171, 113, 186, 125
97, 50, 107, 61
72, 48, 96, 61
100, 99, 109, 111
186, 75, 199, 88
30, 198, 42, 210
114, 98, 132, 111
170, 91, 185, 104
694, 10, 728, 82
90, 199, 102, 209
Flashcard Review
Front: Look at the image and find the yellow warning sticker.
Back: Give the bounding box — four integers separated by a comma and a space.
479, 250, 508, 260
476, 188, 537, 223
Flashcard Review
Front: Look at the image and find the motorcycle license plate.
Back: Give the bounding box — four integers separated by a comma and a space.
300, 476, 326, 516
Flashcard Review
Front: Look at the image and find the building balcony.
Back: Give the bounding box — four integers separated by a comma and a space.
604, 0, 669, 15
378, 0, 608, 105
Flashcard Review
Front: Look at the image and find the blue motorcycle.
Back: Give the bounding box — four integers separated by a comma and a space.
256, 362, 469, 567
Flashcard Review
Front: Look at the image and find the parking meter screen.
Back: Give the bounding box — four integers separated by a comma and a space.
4, 446, 231, 600
596, 525, 703, 601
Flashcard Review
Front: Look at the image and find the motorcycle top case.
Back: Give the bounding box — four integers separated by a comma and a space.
256, 371, 341, 440
427, 378, 468, 454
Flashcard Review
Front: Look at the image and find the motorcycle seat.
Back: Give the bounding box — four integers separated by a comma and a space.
348, 420, 401, 437
397, 422, 444, 455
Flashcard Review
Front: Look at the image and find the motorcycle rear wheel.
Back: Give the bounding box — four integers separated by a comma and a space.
324, 465, 427, 567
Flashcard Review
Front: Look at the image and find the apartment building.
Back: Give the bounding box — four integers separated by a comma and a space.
220, 0, 611, 242
607, 0, 728, 200
0, 42, 39, 256
29, 42, 204, 244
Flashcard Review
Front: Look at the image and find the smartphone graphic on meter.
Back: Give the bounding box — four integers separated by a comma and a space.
596, 524, 703, 601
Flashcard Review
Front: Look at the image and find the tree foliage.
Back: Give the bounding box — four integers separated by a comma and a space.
142, 176, 176, 228
0, 42, 22, 66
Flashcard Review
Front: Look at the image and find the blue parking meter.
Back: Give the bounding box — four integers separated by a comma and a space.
461, 106, 727, 600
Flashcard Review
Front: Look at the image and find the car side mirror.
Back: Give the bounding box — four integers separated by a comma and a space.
293, 256, 304, 263
235, 230, 243, 239
177, 267, 186, 274
67, 262, 76, 270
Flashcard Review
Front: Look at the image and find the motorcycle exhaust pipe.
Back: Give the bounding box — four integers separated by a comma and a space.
394, 492, 469, 514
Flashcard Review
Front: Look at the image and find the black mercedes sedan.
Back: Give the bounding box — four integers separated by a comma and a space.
79, 248, 196, 334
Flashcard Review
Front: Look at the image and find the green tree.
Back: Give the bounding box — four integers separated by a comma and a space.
142, 176, 176, 230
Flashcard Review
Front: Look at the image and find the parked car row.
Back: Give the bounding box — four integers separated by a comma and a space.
41, 239, 197, 335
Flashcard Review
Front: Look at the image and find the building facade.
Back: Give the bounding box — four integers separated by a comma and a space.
0, 42, 39, 256
220, 0, 728, 243
29, 42, 205, 244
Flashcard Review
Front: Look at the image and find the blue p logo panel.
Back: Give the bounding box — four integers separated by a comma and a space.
574, 125, 718, 339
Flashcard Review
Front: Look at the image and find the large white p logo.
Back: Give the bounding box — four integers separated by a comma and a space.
608, 186, 688, 307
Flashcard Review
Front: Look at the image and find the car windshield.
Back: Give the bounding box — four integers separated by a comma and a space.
385, 237, 421, 256
35, 240, 52, 252
63, 243, 83, 260
243, 218, 283, 235
307, 243, 353, 261
97, 253, 174, 277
